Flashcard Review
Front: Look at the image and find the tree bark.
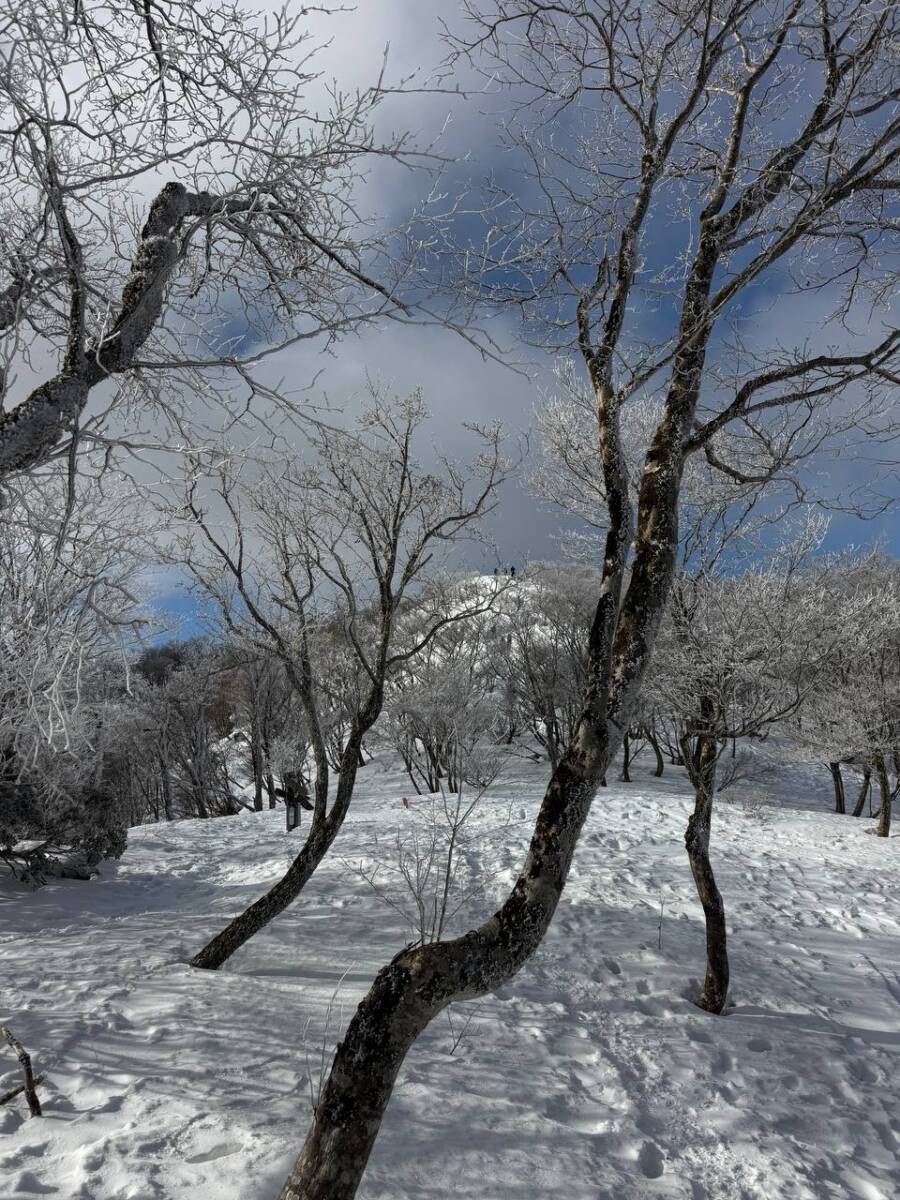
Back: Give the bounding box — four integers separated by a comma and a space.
0, 184, 249, 481
0, 1072, 44, 1108
875, 755, 892, 838
620, 730, 631, 782
250, 726, 264, 813
829, 761, 845, 814
645, 726, 665, 777
191, 727, 362, 969
682, 706, 729, 1015
276, 729, 610, 1200
852, 766, 871, 818
276, 93, 722, 1188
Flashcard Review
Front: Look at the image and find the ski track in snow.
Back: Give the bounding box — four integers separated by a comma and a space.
1, 754, 899, 1199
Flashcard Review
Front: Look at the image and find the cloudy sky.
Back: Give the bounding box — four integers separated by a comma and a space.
135, 2, 899, 632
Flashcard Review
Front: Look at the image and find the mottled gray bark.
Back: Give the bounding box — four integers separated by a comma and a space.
277, 731, 611, 1200
0, 184, 244, 481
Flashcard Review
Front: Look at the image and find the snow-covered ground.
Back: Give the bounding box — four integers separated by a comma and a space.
2, 753, 899, 1200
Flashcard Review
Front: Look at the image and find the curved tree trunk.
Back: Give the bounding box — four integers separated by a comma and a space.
276, 733, 610, 1200
191, 818, 339, 969
829, 761, 845, 814
275, 123, 723, 1186
645, 726, 665, 777
191, 732, 359, 970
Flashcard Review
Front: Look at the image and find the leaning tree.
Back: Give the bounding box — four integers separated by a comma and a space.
182, 393, 508, 970
0, 0, 440, 486
273, 4, 900, 1197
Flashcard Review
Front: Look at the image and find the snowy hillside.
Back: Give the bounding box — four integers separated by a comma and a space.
1, 754, 899, 1200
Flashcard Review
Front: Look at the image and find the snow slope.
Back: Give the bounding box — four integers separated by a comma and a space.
1, 754, 899, 1200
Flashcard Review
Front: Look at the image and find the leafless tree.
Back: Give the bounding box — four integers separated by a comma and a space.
0, 1, 445, 486
385, 595, 502, 794
276, 5, 900, 1195
0, 464, 146, 881
498, 563, 598, 768
650, 542, 869, 1011
351, 742, 503, 949
801, 552, 900, 838
182, 393, 507, 969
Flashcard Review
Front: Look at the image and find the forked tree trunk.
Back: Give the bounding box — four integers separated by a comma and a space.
645, 726, 665, 777
276, 732, 611, 1200
682, 708, 728, 1015
276, 160, 720, 1189
852, 766, 871, 818
829, 761, 845, 814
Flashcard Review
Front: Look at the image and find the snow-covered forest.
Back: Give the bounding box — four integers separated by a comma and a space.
1, 3, 899, 1198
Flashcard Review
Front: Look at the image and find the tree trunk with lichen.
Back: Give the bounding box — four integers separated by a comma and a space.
275, 368, 690, 1197
277, 731, 611, 1200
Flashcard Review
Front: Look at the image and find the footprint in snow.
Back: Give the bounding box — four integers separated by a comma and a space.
637, 1141, 665, 1179
184, 1142, 242, 1164
686, 1025, 713, 1045
711, 1048, 733, 1075
10, 1172, 57, 1195
747, 1036, 773, 1053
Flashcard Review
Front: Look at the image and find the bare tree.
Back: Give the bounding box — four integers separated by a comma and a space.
801, 552, 900, 838
386, 596, 501, 794
0, 1, 438, 485
0, 465, 146, 881
182, 393, 507, 969
276, 5, 900, 1195
231, 653, 292, 812
650, 546, 869, 1011
352, 742, 503, 949
498, 563, 599, 768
